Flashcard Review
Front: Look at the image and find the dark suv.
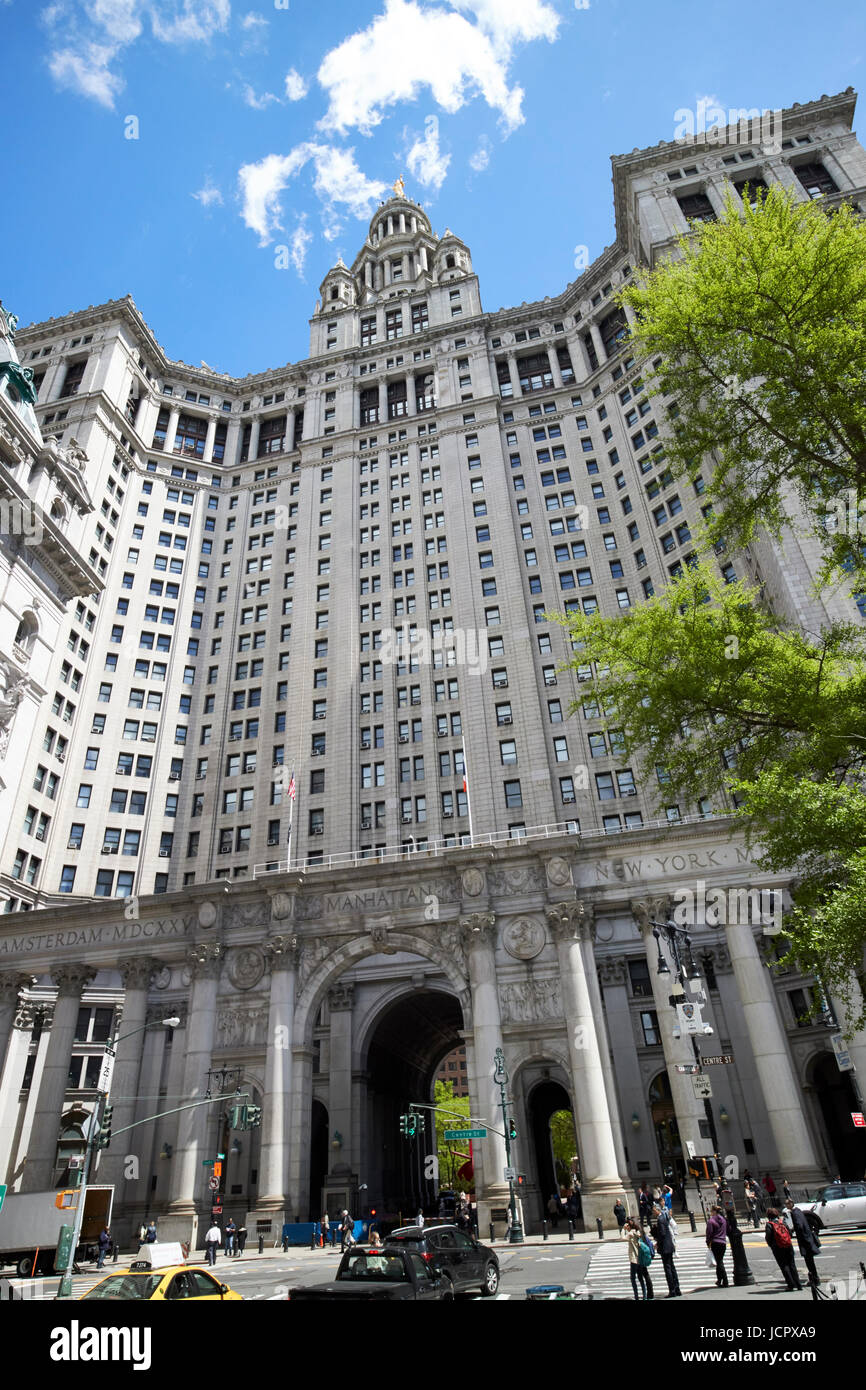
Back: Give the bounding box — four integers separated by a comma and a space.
385, 1224, 500, 1297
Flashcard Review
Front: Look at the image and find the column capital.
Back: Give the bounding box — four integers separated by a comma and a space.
328, 981, 354, 1012
546, 900, 588, 943
459, 912, 496, 948
598, 957, 628, 988
119, 957, 155, 991
186, 941, 223, 980
0, 972, 32, 1006
51, 963, 96, 996
14, 999, 52, 1031
701, 944, 732, 974
263, 934, 299, 971
146, 1001, 187, 1027
630, 896, 673, 937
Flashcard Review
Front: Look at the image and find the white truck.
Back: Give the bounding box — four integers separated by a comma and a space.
0, 1185, 114, 1277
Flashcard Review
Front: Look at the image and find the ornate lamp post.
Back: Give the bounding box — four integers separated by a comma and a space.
493, 1047, 523, 1244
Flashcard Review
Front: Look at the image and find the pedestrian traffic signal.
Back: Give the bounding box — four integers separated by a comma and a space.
97, 1105, 113, 1150
246, 1105, 262, 1129
508, 1119, 518, 1140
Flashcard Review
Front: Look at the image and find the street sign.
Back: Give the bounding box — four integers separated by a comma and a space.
504, 1166, 517, 1181
444, 1128, 487, 1140
832, 1035, 854, 1072
0, 1184, 5, 1215
675, 1064, 700, 1074
701, 1055, 734, 1066
691, 1074, 713, 1099
211, 1205, 222, 1215
98, 1052, 116, 1093
202, 1159, 215, 1167
685, 1141, 696, 1158
852, 1112, 866, 1128
213, 1161, 223, 1178
208, 1176, 220, 1191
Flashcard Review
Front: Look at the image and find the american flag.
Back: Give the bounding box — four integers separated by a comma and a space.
287, 769, 296, 802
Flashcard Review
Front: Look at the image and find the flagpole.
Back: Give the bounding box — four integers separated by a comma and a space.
286, 765, 296, 871
461, 740, 474, 844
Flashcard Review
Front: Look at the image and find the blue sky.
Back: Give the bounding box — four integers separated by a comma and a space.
3, 0, 865, 376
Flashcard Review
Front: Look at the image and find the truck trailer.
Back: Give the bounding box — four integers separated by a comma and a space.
0, 1185, 114, 1277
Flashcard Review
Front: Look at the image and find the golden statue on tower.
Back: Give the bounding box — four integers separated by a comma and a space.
393, 174, 405, 198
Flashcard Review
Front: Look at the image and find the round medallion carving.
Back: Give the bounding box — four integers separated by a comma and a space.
271, 892, 293, 921
198, 901, 217, 929
503, 917, 546, 960
228, 946, 265, 992
546, 856, 571, 887
461, 868, 485, 898
152, 966, 172, 991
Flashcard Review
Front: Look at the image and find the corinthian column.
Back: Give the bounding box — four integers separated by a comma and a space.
254, 934, 298, 1218
22, 964, 95, 1191
163, 943, 223, 1242
96, 958, 153, 1219
460, 913, 509, 1228
547, 902, 627, 1225
0, 973, 29, 1084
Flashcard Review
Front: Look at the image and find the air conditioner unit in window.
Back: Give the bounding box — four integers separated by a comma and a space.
91, 726, 102, 734
219, 845, 231, 853
562, 794, 576, 804
158, 849, 171, 857
311, 748, 324, 757
267, 836, 279, 846
142, 734, 156, 743
436, 729, 448, 737
361, 820, 372, 830
310, 826, 324, 835
67, 841, 80, 850
313, 713, 326, 721
401, 814, 412, 824
410, 696, 421, 705
195, 773, 206, 780
168, 772, 181, 781
360, 741, 371, 750
398, 735, 409, 744
102, 845, 118, 855
545, 677, 557, 686
623, 787, 638, 796
501, 715, 513, 725
57, 752, 66, 763
229, 734, 241, 741
118, 767, 131, 775
443, 811, 454, 818
493, 679, 508, 689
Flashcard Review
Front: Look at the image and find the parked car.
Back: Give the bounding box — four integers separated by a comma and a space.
385, 1223, 500, 1296
796, 1181, 866, 1229
287, 1245, 451, 1301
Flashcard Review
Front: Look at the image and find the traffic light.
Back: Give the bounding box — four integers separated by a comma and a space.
399, 1114, 409, 1137
230, 1104, 248, 1130
246, 1105, 262, 1129
97, 1104, 113, 1150
508, 1118, 518, 1141
406, 1112, 418, 1138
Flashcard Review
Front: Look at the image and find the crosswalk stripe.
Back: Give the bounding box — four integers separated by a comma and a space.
586, 1245, 723, 1296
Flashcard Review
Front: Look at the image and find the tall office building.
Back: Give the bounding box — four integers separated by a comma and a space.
0, 90, 864, 1247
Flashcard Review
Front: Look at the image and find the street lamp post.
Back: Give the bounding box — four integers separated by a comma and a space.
493, 1047, 523, 1244
56, 1014, 180, 1299
650, 920, 754, 1287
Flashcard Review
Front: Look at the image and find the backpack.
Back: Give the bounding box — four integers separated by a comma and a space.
637, 1238, 654, 1267
770, 1220, 792, 1250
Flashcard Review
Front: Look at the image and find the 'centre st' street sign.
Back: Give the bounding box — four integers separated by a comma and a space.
444, 1128, 487, 1140
701, 1055, 734, 1065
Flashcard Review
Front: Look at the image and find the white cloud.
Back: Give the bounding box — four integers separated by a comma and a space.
241, 10, 267, 28
242, 84, 279, 110
289, 220, 313, 276
192, 179, 224, 208
317, 0, 560, 136
406, 116, 450, 192
48, 41, 125, 108
284, 68, 308, 102
43, 1, 232, 108
238, 142, 386, 245
469, 137, 490, 173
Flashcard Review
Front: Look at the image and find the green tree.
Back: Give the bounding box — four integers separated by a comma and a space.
621, 184, 866, 591
555, 559, 866, 1027
433, 1079, 472, 1192
549, 1109, 578, 1189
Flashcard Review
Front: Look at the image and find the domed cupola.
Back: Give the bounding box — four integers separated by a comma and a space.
317, 256, 356, 314
433, 229, 472, 283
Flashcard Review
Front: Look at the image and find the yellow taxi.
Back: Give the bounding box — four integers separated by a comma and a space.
79, 1242, 243, 1301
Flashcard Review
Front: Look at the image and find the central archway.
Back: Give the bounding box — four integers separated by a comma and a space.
362, 988, 465, 1222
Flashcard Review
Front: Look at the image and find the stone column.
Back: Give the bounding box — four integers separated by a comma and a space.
253, 934, 298, 1219
224, 418, 242, 467
547, 902, 626, 1226
589, 322, 606, 364
96, 959, 153, 1230
725, 917, 823, 1183
583, 952, 629, 1180
378, 380, 388, 426
0, 973, 28, 1079
406, 373, 417, 416
248, 418, 261, 461
163, 407, 181, 455
632, 900, 708, 1207
548, 348, 564, 390
0, 996, 44, 1185
288, 1045, 314, 1220
325, 983, 355, 1197
460, 913, 509, 1227
21, 965, 95, 1191
163, 943, 223, 1243
124, 1005, 175, 1216
203, 418, 217, 464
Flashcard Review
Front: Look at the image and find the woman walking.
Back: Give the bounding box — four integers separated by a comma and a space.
705, 1205, 729, 1287
622, 1217, 654, 1301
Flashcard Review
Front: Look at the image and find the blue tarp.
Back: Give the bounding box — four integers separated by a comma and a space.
280, 1220, 371, 1247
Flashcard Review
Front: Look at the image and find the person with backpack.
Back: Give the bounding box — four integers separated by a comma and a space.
784, 1200, 821, 1286
622, 1217, 654, 1301
764, 1207, 802, 1290
705, 1205, 729, 1287
652, 1203, 682, 1298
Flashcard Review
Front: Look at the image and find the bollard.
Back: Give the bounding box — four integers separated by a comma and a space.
258, 1235, 264, 1255
489, 1222, 495, 1244
112, 1241, 119, 1264
689, 1211, 697, 1233
568, 1220, 574, 1242
542, 1220, 548, 1241
596, 1217, 604, 1240
310, 1226, 317, 1251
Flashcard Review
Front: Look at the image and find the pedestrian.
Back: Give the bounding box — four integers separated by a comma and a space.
744, 1179, 760, 1229
613, 1198, 627, 1229
785, 1200, 821, 1286
637, 1183, 652, 1228
321, 1212, 330, 1248
546, 1193, 560, 1228
204, 1222, 221, 1267
236, 1223, 247, 1256
782, 1178, 792, 1202
340, 1209, 354, 1252
282, 1222, 291, 1252
138, 1223, 147, 1245
762, 1173, 777, 1200
764, 1208, 802, 1291
622, 1217, 654, 1301
369, 1230, 383, 1249
705, 1205, 729, 1287
96, 1226, 111, 1270
145, 1220, 157, 1243
662, 1185, 673, 1213
224, 1218, 236, 1257
416, 1209, 425, 1229
652, 1204, 681, 1298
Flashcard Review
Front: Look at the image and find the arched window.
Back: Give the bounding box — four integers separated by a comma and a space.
14, 611, 38, 656
446, 254, 456, 269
